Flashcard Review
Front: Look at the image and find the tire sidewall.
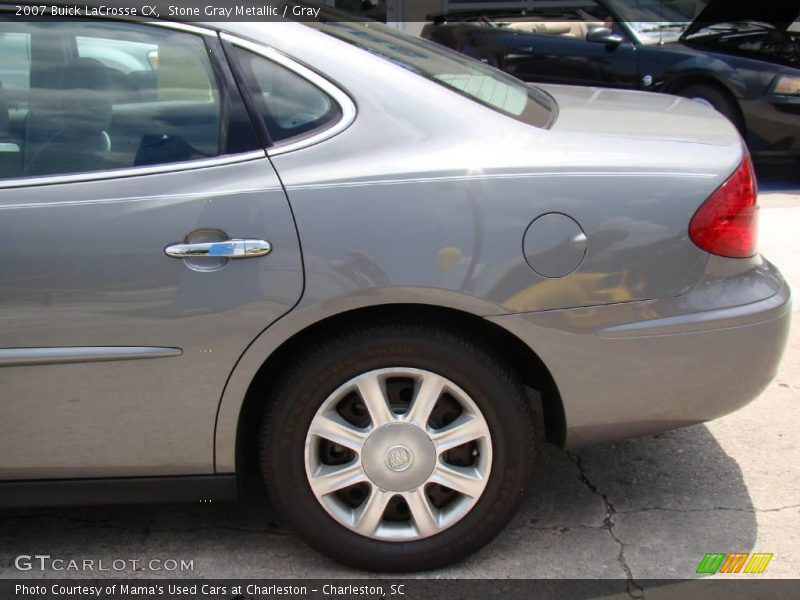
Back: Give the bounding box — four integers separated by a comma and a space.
263, 330, 534, 571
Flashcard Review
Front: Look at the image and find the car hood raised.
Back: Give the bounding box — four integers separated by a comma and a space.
540, 84, 742, 148
683, 0, 800, 38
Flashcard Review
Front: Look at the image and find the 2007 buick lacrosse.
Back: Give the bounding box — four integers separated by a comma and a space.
0, 8, 790, 571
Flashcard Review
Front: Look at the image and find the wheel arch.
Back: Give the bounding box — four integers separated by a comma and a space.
663, 73, 747, 132
219, 302, 565, 488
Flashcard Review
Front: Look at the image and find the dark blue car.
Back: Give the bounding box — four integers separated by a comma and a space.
422, 0, 800, 161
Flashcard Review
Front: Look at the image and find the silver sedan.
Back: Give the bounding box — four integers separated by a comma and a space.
0, 14, 791, 571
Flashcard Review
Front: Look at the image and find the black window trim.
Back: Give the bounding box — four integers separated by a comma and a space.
203, 33, 263, 157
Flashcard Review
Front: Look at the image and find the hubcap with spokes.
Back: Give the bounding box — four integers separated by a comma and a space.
304, 368, 492, 541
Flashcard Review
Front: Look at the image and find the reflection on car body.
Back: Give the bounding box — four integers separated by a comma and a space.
422, 0, 800, 160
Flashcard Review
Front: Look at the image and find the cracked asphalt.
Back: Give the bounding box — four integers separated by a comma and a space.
1, 170, 798, 582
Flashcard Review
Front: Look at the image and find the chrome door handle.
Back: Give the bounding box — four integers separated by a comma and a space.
165, 239, 272, 259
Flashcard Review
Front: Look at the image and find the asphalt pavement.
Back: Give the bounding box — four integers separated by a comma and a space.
1, 166, 798, 583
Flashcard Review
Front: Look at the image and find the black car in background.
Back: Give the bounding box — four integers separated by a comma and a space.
422, 0, 800, 161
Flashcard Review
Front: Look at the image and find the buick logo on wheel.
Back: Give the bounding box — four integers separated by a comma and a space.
385, 445, 413, 472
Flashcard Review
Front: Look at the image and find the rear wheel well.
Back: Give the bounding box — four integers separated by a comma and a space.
234, 304, 564, 491
667, 76, 746, 133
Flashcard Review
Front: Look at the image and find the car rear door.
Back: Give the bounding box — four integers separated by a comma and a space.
0, 19, 303, 480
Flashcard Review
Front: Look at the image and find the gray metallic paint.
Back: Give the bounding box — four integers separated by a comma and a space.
0, 156, 303, 479
489, 258, 791, 447
215, 22, 789, 468
0, 21, 791, 485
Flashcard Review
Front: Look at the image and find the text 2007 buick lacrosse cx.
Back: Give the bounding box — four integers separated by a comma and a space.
0, 12, 791, 571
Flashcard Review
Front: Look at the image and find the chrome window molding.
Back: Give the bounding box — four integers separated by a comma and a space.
144, 20, 217, 36
220, 32, 357, 156
0, 150, 266, 190
0, 5, 218, 36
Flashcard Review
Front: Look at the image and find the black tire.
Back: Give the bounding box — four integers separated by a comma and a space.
676, 83, 745, 134
261, 323, 537, 571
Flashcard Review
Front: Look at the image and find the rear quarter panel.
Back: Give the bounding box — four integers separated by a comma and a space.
244, 22, 738, 313
214, 22, 743, 470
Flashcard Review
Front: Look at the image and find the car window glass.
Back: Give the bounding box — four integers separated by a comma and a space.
77, 36, 157, 74
604, 0, 702, 44
0, 31, 30, 178
0, 32, 30, 92
313, 20, 555, 128
229, 46, 342, 145
0, 20, 221, 180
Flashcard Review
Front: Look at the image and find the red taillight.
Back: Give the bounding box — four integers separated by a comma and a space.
689, 157, 759, 258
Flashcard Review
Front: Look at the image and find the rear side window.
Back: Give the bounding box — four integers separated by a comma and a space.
0, 19, 222, 180
229, 46, 342, 146
311, 20, 555, 128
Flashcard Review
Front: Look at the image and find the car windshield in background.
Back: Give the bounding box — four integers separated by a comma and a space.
311, 21, 556, 128
605, 0, 706, 44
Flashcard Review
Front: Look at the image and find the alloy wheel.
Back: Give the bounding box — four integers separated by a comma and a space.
304, 367, 493, 541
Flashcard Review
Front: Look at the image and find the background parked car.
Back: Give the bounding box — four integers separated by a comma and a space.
422, 0, 800, 161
